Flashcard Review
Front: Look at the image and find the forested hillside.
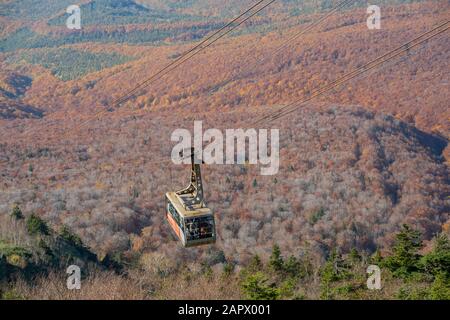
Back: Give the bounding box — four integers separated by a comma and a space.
1, 106, 448, 265
1, 2, 447, 135
2, 221, 449, 299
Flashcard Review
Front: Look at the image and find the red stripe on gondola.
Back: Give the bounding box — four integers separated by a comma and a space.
167, 213, 182, 240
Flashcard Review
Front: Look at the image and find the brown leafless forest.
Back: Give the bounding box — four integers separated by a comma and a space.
0, 0, 449, 299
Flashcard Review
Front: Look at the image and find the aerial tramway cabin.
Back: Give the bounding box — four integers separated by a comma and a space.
165, 148, 216, 247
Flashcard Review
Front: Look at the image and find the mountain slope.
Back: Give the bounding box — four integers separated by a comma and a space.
0, 106, 448, 264
0, 71, 43, 119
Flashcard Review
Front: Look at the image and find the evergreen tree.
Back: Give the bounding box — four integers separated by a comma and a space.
429, 272, 450, 300
241, 272, 279, 300
269, 244, 284, 272
283, 256, 301, 277
10, 205, 24, 220
26, 214, 50, 236
370, 249, 383, 265
59, 225, 83, 247
421, 233, 450, 277
320, 249, 352, 283
349, 248, 361, 265
383, 225, 423, 278
320, 249, 353, 299
247, 254, 263, 273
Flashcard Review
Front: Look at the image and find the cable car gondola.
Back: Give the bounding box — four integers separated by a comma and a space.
165, 148, 216, 247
